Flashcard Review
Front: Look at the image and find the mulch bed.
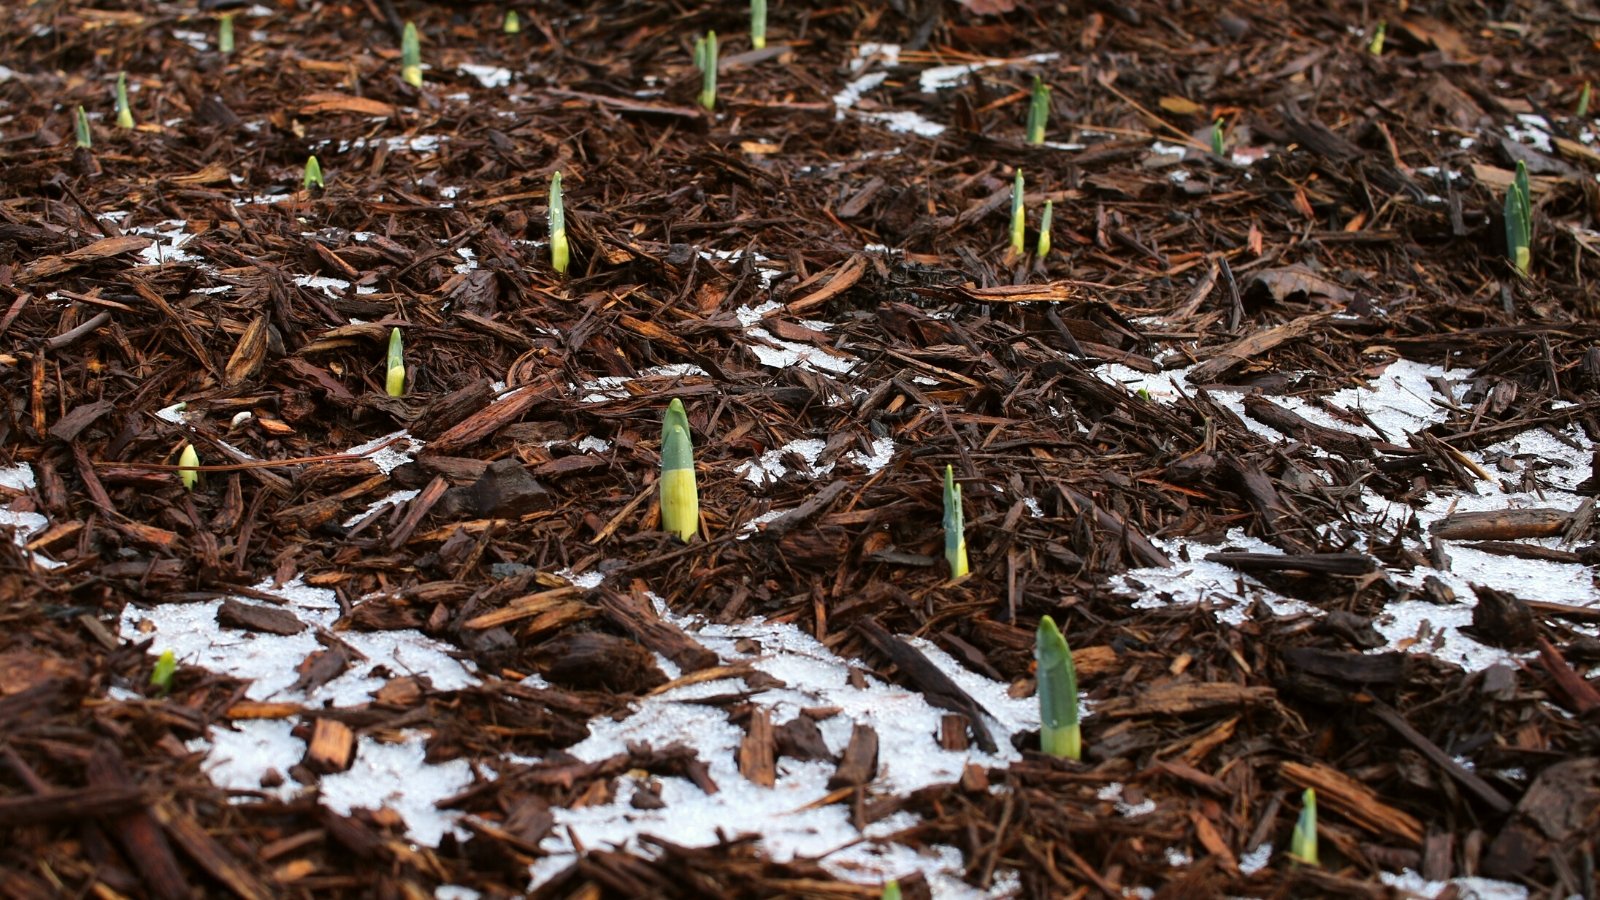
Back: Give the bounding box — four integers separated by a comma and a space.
3, 0, 1600, 897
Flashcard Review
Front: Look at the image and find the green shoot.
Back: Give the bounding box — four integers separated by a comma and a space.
1579, 81, 1592, 119
1289, 788, 1319, 865
1210, 117, 1225, 156
219, 13, 235, 54
880, 880, 902, 900
1035, 615, 1080, 759
150, 649, 177, 695
549, 170, 569, 275
73, 106, 92, 149
751, 0, 767, 49
660, 399, 699, 542
1009, 169, 1025, 257
303, 155, 324, 191
1504, 160, 1532, 275
1368, 21, 1386, 56
385, 327, 406, 397
503, 9, 520, 34
402, 21, 423, 87
1037, 199, 1053, 258
1025, 76, 1050, 145
178, 443, 200, 490
943, 464, 968, 579
696, 31, 718, 111
115, 72, 134, 130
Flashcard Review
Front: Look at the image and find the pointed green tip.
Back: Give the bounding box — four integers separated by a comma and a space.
662, 399, 694, 470
386, 328, 405, 396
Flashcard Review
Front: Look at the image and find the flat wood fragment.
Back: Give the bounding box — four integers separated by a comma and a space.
1095, 682, 1276, 718
1281, 759, 1424, 845
304, 718, 357, 775
1429, 508, 1570, 540
827, 724, 879, 789
1188, 313, 1331, 383
738, 708, 777, 787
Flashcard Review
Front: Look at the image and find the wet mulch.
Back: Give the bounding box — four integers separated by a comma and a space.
4, 0, 1600, 897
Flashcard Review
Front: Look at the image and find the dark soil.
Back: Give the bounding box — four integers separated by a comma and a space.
3, 0, 1600, 897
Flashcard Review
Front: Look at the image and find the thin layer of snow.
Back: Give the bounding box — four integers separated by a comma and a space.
119, 575, 478, 706
345, 430, 424, 474
746, 327, 855, 373
576, 363, 709, 404
919, 52, 1058, 93
1379, 870, 1528, 900
855, 110, 946, 138
0, 463, 35, 491
1101, 356, 1600, 670
132, 221, 203, 265
458, 64, 511, 88
736, 437, 895, 486
525, 604, 1032, 893
343, 488, 419, 527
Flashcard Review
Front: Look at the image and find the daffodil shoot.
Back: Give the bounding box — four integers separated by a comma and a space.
1038, 199, 1053, 258
178, 443, 200, 490
402, 22, 423, 87
74, 106, 92, 149
1009, 169, 1025, 258
943, 464, 968, 578
549, 171, 569, 275
1505, 160, 1532, 275
386, 327, 406, 397
1035, 615, 1080, 759
1289, 788, 1319, 865
150, 649, 177, 694
115, 72, 134, 130
697, 31, 719, 111
660, 399, 699, 541
1026, 76, 1050, 145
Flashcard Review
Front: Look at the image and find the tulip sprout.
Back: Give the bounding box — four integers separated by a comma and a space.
1035, 615, 1081, 759
880, 880, 901, 900
1025, 76, 1050, 145
73, 106, 92, 149
115, 72, 134, 130
402, 21, 423, 88
219, 13, 235, 54
943, 464, 968, 579
549, 170, 569, 275
1367, 21, 1386, 56
751, 0, 767, 49
178, 443, 200, 490
1578, 81, 1592, 119
385, 327, 406, 397
1505, 160, 1532, 276
660, 399, 699, 542
1210, 117, 1225, 156
695, 31, 718, 111
150, 649, 177, 695
1009, 169, 1026, 258
503, 9, 521, 34
1037, 199, 1053, 258
303, 155, 324, 191
1289, 788, 1319, 865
